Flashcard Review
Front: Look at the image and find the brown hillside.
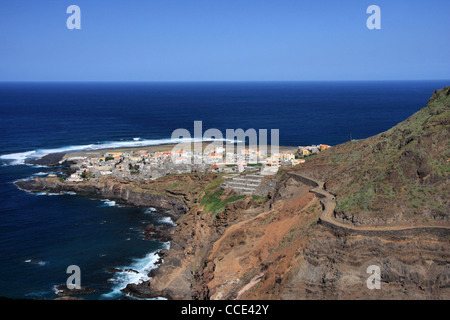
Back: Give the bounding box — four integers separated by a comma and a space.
293, 86, 450, 226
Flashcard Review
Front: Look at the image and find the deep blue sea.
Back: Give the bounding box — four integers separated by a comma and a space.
0, 81, 448, 299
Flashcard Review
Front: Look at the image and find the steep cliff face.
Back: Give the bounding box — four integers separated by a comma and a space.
191, 174, 449, 300
123, 191, 266, 299
284, 224, 450, 300
15, 177, 188, 219
198, 177, 321, 300
126, 171, 449, 300
124, 87, 449, 300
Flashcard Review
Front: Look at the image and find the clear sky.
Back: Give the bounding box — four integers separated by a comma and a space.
0, 0, 449, 81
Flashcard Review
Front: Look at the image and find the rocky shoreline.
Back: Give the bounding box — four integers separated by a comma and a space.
119, 171, 450, 300
14, 166, 200, 299
14, 166, 450, 300
15, 177, 188, 221
24, 152, 67, 167
13, 107, 450, 301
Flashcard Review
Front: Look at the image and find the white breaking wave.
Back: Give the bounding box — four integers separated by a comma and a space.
102, 200, 116, 207
34, 191, 77, 196
144, 207, 157, 214
1, 150, 36, 165
0, 137, 233, 166
144, 208, 176, 226
159, 216, 177, 226
102, 242, 170, 299
100, 200, 119, 207
144, 208, 177, 226
33, 172, 54, 176
24, 259, 47, 266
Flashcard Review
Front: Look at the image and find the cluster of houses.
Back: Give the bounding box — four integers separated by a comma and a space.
64, 144, 330, 182
298, 144, 330, 157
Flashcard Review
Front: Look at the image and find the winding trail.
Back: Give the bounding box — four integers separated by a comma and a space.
288, 172, 450, 234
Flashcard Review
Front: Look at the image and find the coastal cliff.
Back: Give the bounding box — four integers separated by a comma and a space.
122, 87, 449, 300
123, 172, 450, 300
15, 176, 189, 219
14, 87, 450, 300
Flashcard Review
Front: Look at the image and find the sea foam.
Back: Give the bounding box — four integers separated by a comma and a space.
144, 207, 157, 214
0, 137, 232, 166
34, 191, 76, 197
159, 216, 177, 226
102, 242, 170, 299
100, 200, 117, 207
24, 259, 47, 266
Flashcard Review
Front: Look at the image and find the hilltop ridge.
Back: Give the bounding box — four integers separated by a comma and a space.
292, 86, 450, 226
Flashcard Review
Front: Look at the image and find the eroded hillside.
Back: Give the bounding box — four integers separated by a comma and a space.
294, 86, 450, 226
121, 87, 450, 300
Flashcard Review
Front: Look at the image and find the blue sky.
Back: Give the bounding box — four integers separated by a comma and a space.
0, 0, 449, 81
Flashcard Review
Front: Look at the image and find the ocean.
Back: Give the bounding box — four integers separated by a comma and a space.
0, 81, 448, 299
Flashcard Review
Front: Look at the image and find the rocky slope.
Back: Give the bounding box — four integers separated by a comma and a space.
15, 87, 450, 300
125, 171, 449, 300
294, 86, 450, 226
123, 87, 449, 300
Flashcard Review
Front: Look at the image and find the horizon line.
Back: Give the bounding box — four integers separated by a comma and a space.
0, 79, 449, 83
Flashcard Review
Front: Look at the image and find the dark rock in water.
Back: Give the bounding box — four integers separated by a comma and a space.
106, 267, 123, 274
124, 268, 139, 274
25, 152, 66, 167
120, 282, 171, 300
54, 296, 85, 300
153, 249, 168, 266
157, 249, 168, 258
54, 284, 95, 296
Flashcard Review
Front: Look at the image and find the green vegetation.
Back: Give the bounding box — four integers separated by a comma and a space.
252, 195, 267, 204
278, 231, 294, 249
247, 163, 262, 167
379, 184, 396, 200
105, 156, 115, 161
80, 171, 94, 180
200, 175, 246, 217
327, 86, 450, 220
200, 188, 245, 217
331, 153, 345, 164
129, 163, 140, 175
168, 181, 179, 190
336, 183, 376, 212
